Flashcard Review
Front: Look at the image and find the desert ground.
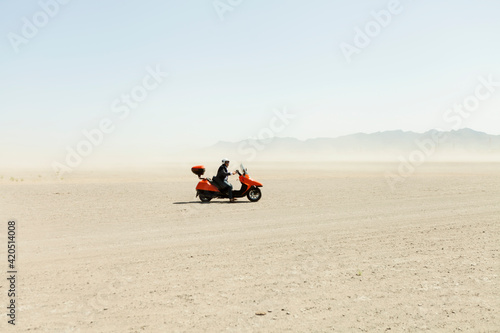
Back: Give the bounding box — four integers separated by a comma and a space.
0, 162, 498, 332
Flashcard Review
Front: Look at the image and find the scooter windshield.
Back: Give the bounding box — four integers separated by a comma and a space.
240, 164, 248, 175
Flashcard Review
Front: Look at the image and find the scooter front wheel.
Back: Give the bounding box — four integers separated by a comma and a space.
247, 187, 262, 202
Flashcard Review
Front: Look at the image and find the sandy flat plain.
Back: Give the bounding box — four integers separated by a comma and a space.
0, 162, 499, 332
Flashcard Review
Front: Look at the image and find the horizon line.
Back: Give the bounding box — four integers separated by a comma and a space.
213, 127, 500, 145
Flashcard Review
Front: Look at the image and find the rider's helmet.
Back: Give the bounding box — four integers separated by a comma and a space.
222, 158, 230, 163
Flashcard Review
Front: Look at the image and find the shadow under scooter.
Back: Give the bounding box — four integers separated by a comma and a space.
173, 201, 251, 205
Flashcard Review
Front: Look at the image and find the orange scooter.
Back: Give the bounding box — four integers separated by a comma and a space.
192, 164, 263, 202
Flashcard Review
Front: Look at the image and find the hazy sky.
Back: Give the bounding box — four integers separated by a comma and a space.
1, 0, 500, 167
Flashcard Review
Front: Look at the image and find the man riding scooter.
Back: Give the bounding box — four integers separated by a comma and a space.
214, 158, 237, 202
192, 161, 263, 202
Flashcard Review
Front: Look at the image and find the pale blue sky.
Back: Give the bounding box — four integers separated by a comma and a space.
1, 0, 499, 166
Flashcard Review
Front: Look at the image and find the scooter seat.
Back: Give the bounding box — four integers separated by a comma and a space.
211, 176, 228, 192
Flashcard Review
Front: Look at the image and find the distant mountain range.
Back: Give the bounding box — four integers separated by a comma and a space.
196, 129, 500, 162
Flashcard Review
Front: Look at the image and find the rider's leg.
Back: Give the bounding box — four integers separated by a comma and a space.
224, 181, 233, 200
